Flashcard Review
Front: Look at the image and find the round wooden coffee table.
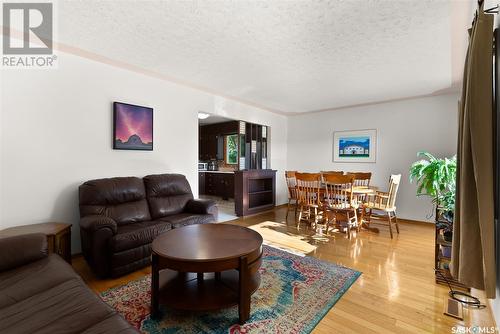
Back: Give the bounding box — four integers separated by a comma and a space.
150, 224, 263, 324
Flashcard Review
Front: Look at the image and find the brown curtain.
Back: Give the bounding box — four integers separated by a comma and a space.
451, 2, 496, 298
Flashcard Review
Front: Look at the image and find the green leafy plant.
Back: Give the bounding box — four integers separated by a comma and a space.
226, 134, 238, 164
409, 152, 457, 214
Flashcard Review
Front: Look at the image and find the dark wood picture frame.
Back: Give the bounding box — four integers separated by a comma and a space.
113, 101, 153, 151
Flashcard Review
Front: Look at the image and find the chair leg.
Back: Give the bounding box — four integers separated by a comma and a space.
394, 211, 399, 234
325, 211, 330, 235
366, 208, 372, 227
297, 205, 303, 227
314, 207, 318, 228
334, 213, 340, 231
294, 202, 298, 218
387, 212, 393, 239
286, 199, 291, 220
347, 212, 351, 239
355, 209, 360, 233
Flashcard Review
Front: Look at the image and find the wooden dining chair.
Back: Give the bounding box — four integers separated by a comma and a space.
346, 172, 372, 203
323, 174, 358, 238
295, 172, 322, 227
345, 172, 372, 187
320, 171, 344, 175
320, 171, 343, 182
285, 171, 298, 220
362, 174, 401, 238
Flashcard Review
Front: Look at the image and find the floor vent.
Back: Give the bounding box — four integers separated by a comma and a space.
443, 297, 464, 320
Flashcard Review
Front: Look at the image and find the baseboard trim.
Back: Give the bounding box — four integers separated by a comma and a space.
398, 218, 432, 225
486, 298, 499, 328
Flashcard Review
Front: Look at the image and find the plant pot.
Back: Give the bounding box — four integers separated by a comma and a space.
443, 231, 453, 242
441, 246, 452, 258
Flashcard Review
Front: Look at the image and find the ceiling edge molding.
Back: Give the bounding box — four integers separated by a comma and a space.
3, 26, 462, 118
54, 41, 462, 117
290, 88, 461, 117
36, 35, 289, 117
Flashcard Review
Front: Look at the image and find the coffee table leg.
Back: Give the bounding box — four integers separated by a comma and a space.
238, 256, 250, 324
151, 253, 160, 318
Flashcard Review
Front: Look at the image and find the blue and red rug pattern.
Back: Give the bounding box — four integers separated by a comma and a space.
101, 245, 361, 334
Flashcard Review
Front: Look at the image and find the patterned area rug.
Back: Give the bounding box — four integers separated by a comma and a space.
101, 245, 361, 334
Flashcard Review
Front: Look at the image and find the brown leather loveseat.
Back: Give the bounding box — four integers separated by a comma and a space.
0, 233, 138, 334
79, 173, 217, 277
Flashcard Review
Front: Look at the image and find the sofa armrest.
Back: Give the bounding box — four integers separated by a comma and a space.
185, 199, 218, 217
0, 233, 48, 271
80, 215, 117, 234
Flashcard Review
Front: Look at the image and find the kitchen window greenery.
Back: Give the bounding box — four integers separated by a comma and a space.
226, 134, 238, 165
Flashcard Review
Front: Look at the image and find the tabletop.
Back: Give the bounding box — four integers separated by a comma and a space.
0, 222, 71, 237
152, 224, 263, 262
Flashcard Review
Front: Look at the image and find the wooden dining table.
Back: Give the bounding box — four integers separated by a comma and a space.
318, 185, 380, 233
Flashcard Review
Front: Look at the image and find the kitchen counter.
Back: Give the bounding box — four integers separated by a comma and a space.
199, 171, 235, 199
199, 170, 235, 174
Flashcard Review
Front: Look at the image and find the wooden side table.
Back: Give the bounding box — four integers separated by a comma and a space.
151, 224, 263, 324
0, 222, 72, 263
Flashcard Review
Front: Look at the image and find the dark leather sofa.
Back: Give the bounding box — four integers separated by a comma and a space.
0, 233, 138, 334
79, 173, 217, 277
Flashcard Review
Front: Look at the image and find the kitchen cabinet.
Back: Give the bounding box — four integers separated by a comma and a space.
199, 132, 217, 161
198, 172, 206, 195
203, 172, 234, 200
199, 121, 239, 161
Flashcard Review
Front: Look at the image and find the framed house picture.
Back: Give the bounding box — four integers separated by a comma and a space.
113, 102, 153, 151
333, 129, 377, 163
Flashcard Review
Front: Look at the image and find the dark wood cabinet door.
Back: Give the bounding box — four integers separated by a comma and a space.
229, 175, 235, 199
206, 173, 215, 195
199, 173, 206, 195
203, 173, 235, 199
224, 174, 235, 199
208, 134, 217, 160
214, 174, 225, 198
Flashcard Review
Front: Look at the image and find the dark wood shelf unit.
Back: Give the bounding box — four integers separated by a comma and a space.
434, 217, 469, 291
243, 123, 268, 170
235, 169, 276, 216
248, 190, 273, 195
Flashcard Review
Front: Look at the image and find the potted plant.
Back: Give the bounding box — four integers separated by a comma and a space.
409, 152, 456, 242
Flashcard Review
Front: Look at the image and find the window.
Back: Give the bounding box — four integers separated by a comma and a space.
226, 134, 238, 164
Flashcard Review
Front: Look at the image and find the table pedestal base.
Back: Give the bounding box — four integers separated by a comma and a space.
151, 268, 260, 324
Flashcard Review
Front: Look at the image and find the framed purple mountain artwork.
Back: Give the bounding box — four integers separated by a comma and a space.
113, 102, 153, 151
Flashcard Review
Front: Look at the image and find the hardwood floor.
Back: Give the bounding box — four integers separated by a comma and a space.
73, 206, 497, 333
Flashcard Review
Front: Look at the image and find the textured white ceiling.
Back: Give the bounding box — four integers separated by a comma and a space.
57, 0, 464, 114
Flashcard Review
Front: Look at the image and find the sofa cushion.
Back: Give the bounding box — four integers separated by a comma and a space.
79, 177, 150, 225
0, 255, 78, 309
103, 199, 151, 225
0, 234, 48, 272
144, 174, 194, 219
0, 255, 137, 334
112, 220, 172, 252
159, 213, 215, 228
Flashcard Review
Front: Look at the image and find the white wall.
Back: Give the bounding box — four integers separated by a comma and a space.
0, 51, 288, 253
287, 94, 459, 222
